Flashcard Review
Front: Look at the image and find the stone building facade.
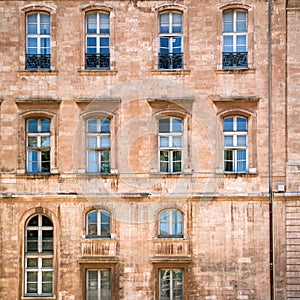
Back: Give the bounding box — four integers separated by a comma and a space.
0, 0, 299, 299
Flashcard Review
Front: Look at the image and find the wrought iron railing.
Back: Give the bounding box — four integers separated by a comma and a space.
85, 53, 110, 70
158, 53, 183, 70
222, 52, 248, 69
26, 54, 51, 70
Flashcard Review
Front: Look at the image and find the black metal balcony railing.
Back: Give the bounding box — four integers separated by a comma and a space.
85, 53, 110, 70
222, 52, 248, 69
26, 54, 51, 70
158, 53, 183, 70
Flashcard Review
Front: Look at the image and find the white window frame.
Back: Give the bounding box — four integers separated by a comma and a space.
159, 269, 183, 300
158, 12, 183, 69
223, 116, 248, 173
222, 9, 248, 53
26, 12, 51, 55
25, 215, 54, 297
158, 117, 183, 173
86, 210, 111, 238
26, 118, 51, 174
158, 209, 183, 238
86, 118, 111, 173
86, 269, 111, 300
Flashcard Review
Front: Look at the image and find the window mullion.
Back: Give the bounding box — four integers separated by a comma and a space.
98, 270, 101, 300
38, 257, 42, 295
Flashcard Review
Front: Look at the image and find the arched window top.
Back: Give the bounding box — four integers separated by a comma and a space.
217, 108, 254, 119
86, 209, 111, 238
218, 2, 253, 12
21, 2, 56, 14
80, 3, 113, 13
158, 209, 183, 238
80, 110, 115, 121
153, 3, 187, 13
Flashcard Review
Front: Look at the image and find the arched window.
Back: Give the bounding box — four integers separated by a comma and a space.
86, 118, 110, 173
26, 12, 51, 70
158, 117, 183, 173
158, 209, 183, 238
223, 116, 248, 172
158, 11, 183, 69
26, 118, 51, 173
222, 9, 248, 69
85, 12, 110, 70
86, 210, 111, 238
25, 214, 54, 297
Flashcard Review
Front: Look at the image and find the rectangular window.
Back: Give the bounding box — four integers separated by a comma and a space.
87, 119, 110, 173
87, 269, 111, 300
159, 118, 183, 173
159, 269, 183, 300
158, 12, 183, 70
222, 10, 248, 69
27, 119, 51, 173
223, 117, 248, 172
26, 13, 51, 70
86, 12, 110, 70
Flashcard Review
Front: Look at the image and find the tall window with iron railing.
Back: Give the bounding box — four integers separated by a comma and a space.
26, 13, 51, 70
222, 10, 248, 69
158, 12, 183, 70
85, 12, 110, 70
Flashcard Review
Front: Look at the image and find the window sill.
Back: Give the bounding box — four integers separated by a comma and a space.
78, 69, 117, 76
222, 172, 258, 178
16, 173, 60, 179
150, 172, 192, 177
17, 70, 58, 76
214, 68, 255, 74
76, 173, 119, 179
21, 297, 56, 300
150, 69, 191, 76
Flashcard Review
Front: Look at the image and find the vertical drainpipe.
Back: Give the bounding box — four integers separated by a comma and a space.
268, 0, 274, 299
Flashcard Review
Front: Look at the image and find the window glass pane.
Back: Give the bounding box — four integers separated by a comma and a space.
27, 258, 38, 268
101, 223, 110, 236
28, 215, 38, 226
27, 14, 37, 34
223, 36, 233, 52
87, 14, 97, 33
236, 11, 247, 32
236, 35, 247, 52
172, 136, 182, 147
172, 13, 182, 33
42, 230, 53, 251
87, 151, 98, 172
28, 119, 38, 132
40, 14, 50, 35
172, 37, 182, 52
172, 270, 183, 298
87, 136, 97, 148
28, 137, 38, 147
101, 212, 110, 223
42, 216, 52, 226
100, 136, 110, 148
224, 150, 233, 171
42, 258, 53, 268
100, 37, 109, 47
236, 117, 247, 131
87, 270, 98, 298
87, 120, 98, 133
159, 13, 169, 34
28, 151, 38, 173
159, 119, 170, 133
41, 136, 50, 147
27, 272, 38, 293
41, 119, 50, 132
173, 151, 181, 161
160, 270, 171, 299
159, 38, 169, 53
27, 230, 38, 251
224, 135, 233, 146
100, 270, 111, 299
88, 211, 97, 235
41, 151, 50, 172
42, 272, 53, 293
100, 14, 110, 34
87, 37, 97, 47
101, 120, 110, 133
27, 37, 37, 47
237, 135, 247, 146
223, 11, 233, 32
172, 119, 183, 132
160, 136, 169, 147
224, 118, 234, 131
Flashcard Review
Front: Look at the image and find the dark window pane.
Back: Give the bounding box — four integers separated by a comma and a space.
101, 119, 110, 133
159, 119, 170, 133
27, 258, 38, 268
28, 215, 38, 227
42, 216, 52, 226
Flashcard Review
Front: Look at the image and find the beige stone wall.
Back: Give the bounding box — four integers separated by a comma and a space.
0, 0, 297, 299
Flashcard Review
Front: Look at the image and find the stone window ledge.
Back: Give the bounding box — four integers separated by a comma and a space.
78, 70, 117, 76
150, 69, 191, 76
17, 70, 58, 76
214, 68, 255, 74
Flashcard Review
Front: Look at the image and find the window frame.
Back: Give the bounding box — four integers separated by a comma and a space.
158, 209, 183, 238
86, 118, 111, 173
158, 117, 184, 174
24, 214, 54, 297
86, 268, 111, 300
26, 118, 51, 174
223, 116, 248, 173
217, 3, 254, 70
158, 268, 184, 300
158, 11, 184, 70
86, 209, 111, 238
85, 11, 111, 70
